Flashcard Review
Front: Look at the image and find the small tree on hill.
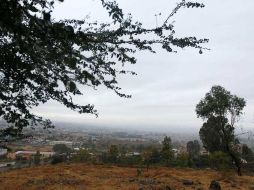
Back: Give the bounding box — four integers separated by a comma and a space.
187, 140, 201, 167
196, 85, 246, 176
141, 148, 153, 171
161, 136, 173, 166
73, 149, 91, 162
108, 145, 119, 163
33, 150, 41, 165
187, 140, 200, 159
53, 144, 71, 154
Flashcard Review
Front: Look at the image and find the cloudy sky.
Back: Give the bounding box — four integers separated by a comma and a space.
33, 0, 254, 132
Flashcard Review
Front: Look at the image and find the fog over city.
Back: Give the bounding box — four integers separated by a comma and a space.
33, 0, 254, 132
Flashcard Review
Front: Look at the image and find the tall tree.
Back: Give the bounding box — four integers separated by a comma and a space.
108, 145, 119, 163
33, 150, 41, 165
161, 136, 173, 165
196, 85, 246, 175
0, 0, 208, 137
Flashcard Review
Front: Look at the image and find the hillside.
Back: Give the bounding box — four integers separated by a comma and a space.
0, 164, 253, 190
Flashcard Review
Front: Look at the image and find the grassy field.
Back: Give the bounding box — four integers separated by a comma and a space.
0, 164, 253, 190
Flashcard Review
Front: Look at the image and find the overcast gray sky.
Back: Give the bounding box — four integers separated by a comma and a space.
33, 0, 254, 132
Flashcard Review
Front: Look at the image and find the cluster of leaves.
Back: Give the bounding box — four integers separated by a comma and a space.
199, 116, 236, 153
196, 86, 246, 126
0, 0, 208, 137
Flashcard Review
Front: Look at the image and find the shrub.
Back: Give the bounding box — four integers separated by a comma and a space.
51, 154, 66, 165
209, 151, 231, 170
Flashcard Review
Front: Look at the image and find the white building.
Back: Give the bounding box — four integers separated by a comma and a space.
15, 151, 55, 157
48, 141, 73, 147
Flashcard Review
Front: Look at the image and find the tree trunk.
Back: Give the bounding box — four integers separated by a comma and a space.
229, 151, 242, 176
237, 166, 242, 176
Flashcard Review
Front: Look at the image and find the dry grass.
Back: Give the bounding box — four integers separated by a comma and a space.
0, 164, 253, 190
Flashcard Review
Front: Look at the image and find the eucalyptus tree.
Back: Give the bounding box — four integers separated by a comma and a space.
196, 85, 246, 175
0, 0, 208, 137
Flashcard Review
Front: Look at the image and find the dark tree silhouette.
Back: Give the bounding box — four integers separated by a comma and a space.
0, 0, 208, 137
187, 140, 200, 159
199, 116, 235, 153
161, 136, 173, 165
196, 85, 246, 176
52, 144, 71, 154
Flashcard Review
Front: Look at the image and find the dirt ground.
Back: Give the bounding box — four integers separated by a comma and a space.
0, 164, 253, 190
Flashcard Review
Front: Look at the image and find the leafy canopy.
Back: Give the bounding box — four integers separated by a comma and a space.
199, 116, 235, 153
52, 144, 71, 154
196, 85, 246, 126
0, 0, 208, 137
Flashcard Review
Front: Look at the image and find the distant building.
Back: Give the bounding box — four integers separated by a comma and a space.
48, 141, 73, 147
15, 151, 55, 160
200, 150, 209, 156
0, 162, 15, 168
133, 152, 140, 156
126, 152, 140, 157
241, 158, 247, 164
172, 148, 178, 158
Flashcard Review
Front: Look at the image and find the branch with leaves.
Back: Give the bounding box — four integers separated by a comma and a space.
0, 0, 208, 138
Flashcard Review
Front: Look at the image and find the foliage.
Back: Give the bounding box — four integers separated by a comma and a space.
209, 151, 231, 170
139, 146, 160, 169
118, 154, 142, 166
196, 85, 246, 175
33, 150, 41, 165
199, 116, 235, 153
141, 148, 153, 170
72, 149, 91, 162
196, 155, 210, 168
52, 144, 71, 154
196, 85, 246, 125
118, 145, 128, 156
171, 153, 188, 167
242, 144, 254, 162
107, 145, 119, 163
187, 140, 200, 159
161, 136, 173, 165
0, 0, 208, 137
136, 168, 142, 177
150, 147, 161, 164
51, 154, 66, 165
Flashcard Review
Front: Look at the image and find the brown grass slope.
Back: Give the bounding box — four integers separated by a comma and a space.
0, 164, 253, 190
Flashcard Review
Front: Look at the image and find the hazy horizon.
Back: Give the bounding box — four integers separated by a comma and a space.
32, 0, 254, 132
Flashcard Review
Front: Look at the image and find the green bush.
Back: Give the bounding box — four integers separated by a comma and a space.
72, 149, 91, 162
51, 154, 66, 165
209, 151, 231, 170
